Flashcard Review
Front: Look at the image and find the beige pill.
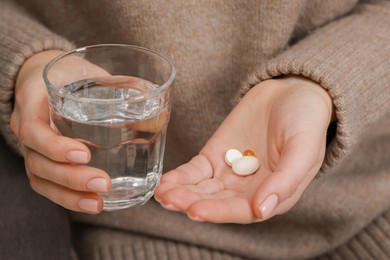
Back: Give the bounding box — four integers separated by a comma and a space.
225, 149, 243, 166
232, 156, 260, 176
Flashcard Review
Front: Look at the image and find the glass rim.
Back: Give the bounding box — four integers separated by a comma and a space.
43, 44, 176, 103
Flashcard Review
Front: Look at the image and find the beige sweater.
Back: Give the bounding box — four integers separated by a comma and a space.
1, 0, 389, 259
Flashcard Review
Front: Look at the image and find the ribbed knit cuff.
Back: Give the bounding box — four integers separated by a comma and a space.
240, 2, 390, 174
0, 0, 75, 152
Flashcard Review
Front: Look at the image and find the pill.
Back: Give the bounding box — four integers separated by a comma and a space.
243, 149, 256, 157
224, 149, 243, 166
232, 156, 260, 176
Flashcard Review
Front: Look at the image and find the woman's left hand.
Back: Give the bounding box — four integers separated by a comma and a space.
155, 76, 334, 223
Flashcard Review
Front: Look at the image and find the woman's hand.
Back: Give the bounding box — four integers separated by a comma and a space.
11, 50, 111, 214
155, 76, 334, 223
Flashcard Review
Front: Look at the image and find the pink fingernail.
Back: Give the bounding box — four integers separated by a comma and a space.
78, 198, 99, 213
154, 196, 161, 203
188, 214, 204, 222
162, 202, 180, 211
259, 194, 278, 219
87, 178, 108, 193
66, 151, 89, 164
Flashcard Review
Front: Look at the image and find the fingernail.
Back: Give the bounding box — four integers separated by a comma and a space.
87, 178, 108, 193
259, 194, 278, 219
162, 202, 180, 211
154, 195, 161, 203
78, 198, 99, 213
188, 214, 204, 222
66, 151, 89, 164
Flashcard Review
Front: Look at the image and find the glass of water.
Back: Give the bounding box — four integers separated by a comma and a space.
43, 44, 175, 211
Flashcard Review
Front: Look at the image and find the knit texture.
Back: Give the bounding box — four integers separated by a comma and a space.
0, 0, 74, 150
72, 224, 250, 260
241, 2, 390, 175
318, 209, 390, 260
71, 209, 390, 260
72, 116, 390, 258
0, 136, 73, 260
0, 0, 389, 259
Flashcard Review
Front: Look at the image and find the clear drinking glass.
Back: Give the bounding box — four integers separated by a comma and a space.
43, 44, 175, 211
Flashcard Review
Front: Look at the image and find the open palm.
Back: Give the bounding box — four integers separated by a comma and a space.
155, 76, 334, 223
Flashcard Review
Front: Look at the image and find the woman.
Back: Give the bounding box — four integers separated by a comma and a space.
1, 0, 389, 259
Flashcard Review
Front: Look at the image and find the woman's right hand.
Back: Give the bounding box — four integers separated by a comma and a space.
10, 50, 111, 214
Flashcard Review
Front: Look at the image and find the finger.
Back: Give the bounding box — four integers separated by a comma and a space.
14, 83, 90, 164
187, 194, 255, 224
18, 118, 91, 164
160, 155, 213, 185
156, 177, 224, 197
271, 167, 317, 216
25, 148, 111, 193
29, 174, 103, 214
159, 188, 204, 211
253, 135, 323, 220
156, 178, 225, 210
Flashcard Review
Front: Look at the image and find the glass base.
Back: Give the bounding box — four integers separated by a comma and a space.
102, 190, 154, 211
101, 174, 159, 211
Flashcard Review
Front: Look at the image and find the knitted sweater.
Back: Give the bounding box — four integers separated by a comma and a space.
0, 0, 389, 259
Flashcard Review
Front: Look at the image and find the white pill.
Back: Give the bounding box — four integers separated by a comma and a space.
224, 149, 243, 166
232, 156, 260, 176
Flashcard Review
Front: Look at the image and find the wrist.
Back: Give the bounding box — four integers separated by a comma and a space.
251, 75, 336, 123
282, 75, 336, 122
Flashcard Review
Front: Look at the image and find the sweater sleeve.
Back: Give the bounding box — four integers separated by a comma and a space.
0, 0, 75, 151
240, 1, 390, 174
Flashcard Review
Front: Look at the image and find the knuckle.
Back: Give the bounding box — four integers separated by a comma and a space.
46, 136, 66, 158
57, 193, 86, 212
64, 165, 87, 190
63, 171, 74, 189
56, 195, 70, 209
29, 175, 40, 194
29, 175, 74, 211
17, 123, 31, 144
9, 115, 18, 135
25, 153, 39, 175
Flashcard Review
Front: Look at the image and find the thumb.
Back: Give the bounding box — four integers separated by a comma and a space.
252, 135, 323, 220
